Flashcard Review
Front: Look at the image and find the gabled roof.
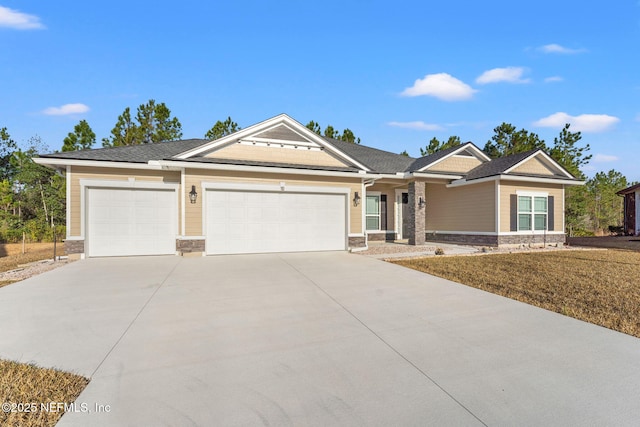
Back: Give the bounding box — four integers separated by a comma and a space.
408, 142, 489, 172
465, 149, 577, 181
39, 139, 208, 163
617, 183, 640, 195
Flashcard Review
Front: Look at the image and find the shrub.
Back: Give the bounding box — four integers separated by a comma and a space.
435, 247, 445, 256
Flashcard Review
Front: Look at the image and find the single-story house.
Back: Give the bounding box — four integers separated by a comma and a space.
617, 183, 640, 235
35, 114, 583, 258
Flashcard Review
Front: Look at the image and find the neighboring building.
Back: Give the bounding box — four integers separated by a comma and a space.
617, 183, 640, 236
34, 114, 583, 258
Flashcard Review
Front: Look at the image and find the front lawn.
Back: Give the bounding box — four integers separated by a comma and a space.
0, 360, 89, 427
393, 250, 640, 338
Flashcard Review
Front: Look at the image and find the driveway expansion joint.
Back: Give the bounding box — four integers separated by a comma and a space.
88, 258, 183, 378
278, 255, 488, 427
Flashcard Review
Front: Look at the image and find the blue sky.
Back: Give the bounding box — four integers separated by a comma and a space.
1, 1, 639, 181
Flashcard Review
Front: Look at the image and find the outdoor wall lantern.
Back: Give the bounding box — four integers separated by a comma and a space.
418, 196, 426, 209
189, 185, 198, 204
353, 191, 361, 207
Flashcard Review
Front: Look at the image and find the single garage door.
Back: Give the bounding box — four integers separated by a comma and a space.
206, 190, 346, 255
86, 187, 177, 257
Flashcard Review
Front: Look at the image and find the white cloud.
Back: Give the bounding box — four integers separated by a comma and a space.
476, 67, 530, 84
387, 121, 444, 131
593, 154, 619, 163
42, 103, 90, 116
401, 73, 477, 101
533, 112, 620, 133
538, 44, 587, 54
544, 76, 564, 83
0, 6, 44, 29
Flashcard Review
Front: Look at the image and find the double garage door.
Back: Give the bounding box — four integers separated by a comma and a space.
205, 189, 346, 255
85, 187, 347, 257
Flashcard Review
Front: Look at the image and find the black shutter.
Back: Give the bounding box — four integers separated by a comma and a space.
510, 194, 518, 232
380, 195, 387, 230
548, 196, 555, 231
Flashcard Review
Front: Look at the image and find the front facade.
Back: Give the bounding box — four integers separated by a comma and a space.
617, 184, 640, 235
35, 114, 582, 258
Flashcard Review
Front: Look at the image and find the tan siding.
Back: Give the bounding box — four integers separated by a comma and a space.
425, 181, 495, 232
510, 157, 557, 176
184, 169, 362, 236
68, 166, 181, 237
499, 181, 564, 232
426, 156, 483, 173
204, 143, 350, 168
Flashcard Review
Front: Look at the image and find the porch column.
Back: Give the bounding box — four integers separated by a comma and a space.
408, 181, 426, 245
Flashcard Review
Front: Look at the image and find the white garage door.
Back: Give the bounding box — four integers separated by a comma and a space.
87, 187, 176, 257
206, 190, 346, 255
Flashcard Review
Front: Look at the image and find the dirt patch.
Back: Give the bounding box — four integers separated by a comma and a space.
567, 236, 640, 251
0, 243, 71, 287
393, 250, 640, 338
0, 360, 89, 427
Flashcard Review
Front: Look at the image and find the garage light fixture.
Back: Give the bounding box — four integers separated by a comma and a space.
189, 185, 198, 204
419, 196, 425, 209
353, 192, 361, 207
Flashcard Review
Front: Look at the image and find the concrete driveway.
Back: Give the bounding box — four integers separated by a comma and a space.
1, 253, 639, 426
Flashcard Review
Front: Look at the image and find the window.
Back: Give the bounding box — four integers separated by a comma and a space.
518, 195, 547, 231
366, 195, 380, 231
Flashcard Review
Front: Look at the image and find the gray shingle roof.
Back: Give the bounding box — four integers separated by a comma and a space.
321, 137, 415, 173
465, 149, 539, 180
39, 139, 209, 163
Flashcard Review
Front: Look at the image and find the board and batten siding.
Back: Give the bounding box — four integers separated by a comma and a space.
204, 143, 349, 168
68, 166, 181, 237
184, 169, 362, 236
425, 181, 495, 232
499, 181, 564, 233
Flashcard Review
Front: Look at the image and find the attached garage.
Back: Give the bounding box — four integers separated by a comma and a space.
204, 185, 348, 255
85, 186, 177, 257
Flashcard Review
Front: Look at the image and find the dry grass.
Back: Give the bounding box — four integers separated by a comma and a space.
0, 243, 58, 287
393, 250, 640, 338
0, 360, 89, 427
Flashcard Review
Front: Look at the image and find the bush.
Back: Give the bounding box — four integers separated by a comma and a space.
435, 247, 445, 255
570, 228, 595, 237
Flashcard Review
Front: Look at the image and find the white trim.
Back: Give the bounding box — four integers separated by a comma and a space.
495, 180, 500, 234
34, 157, 167, 170
417, 143, 491, 172
180, 169, 186, 236
410, 172, 463, 180
562, 185, 566, 233
173, 114, 372, 172
394, 188, 408, 239
177, 236, 205, 240
447, 174, 583, 188
200, 181, 350, 195
515, 192, 549, 233
63, 236, 84, 241
503, 150, 575, 179
348, 233, 365, 237
65, 166, 71, 239
153, 160, 378, 179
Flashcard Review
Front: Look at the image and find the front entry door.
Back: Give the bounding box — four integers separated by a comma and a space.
401, 192, 410, 238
